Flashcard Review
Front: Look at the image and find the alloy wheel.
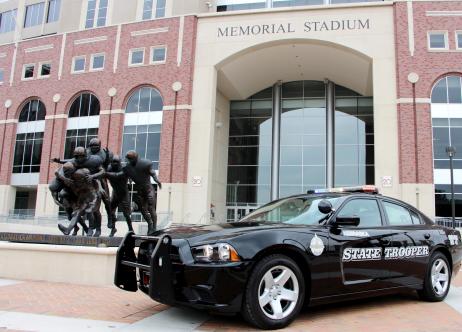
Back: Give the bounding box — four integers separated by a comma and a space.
431, 258, 449, 296
258, 265, 299, 320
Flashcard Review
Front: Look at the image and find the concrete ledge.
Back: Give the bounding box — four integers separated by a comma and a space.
0, 242, 118, 286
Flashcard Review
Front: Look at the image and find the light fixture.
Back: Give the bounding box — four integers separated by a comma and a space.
108, 87, 117, 97
4, 99, 12, 109
407, 72, 419, 84
53, 94, 61, 103
172, 81, 182, 92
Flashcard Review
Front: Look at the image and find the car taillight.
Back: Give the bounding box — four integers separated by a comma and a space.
143, 273, 150, 286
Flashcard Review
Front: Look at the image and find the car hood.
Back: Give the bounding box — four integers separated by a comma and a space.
154, 222, 306, 245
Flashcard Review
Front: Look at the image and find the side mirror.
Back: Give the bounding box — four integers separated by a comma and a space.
318, 200, 333, 214
335, 216, 360, 227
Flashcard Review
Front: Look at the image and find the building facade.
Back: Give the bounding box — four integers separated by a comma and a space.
0, 0, 461, 225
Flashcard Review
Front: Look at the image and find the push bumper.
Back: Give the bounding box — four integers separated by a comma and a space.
114, 231, 251, 313
114, 231, 176, 305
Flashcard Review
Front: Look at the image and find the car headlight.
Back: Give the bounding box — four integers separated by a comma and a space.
191, 243, 241, 263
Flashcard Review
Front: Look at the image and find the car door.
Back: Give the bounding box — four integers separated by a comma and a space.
329, 197, 394, 294
380, 199, 431, 287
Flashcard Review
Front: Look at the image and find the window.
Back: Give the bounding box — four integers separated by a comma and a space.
456, 32, 462, 50
72, 56, 86, 73
64, 128, 98, 159
428, 31, 448, 50
47, 0, 61, 23
85, 0, 108, 29
337, 199, 382, 227
122, 87, 163, 168
129, 48, 145, 66
13, 132, 44, 173
65, 93, 100, 158
0, 69, 4, 84
125, 86, 163, 113
68, 93, 100, 117
431, 75, 462, 217
142, 0, 166, 20
14, 99, 46, 174
90, 53, 105, 71
22, 64, 35, 80
410, 210, 422, 225
38, 62, 51, 78
0, 9, 17, 33
383, 201, 414, 226
24, 2, 45, 28
19, 99, 46, 122
431, 76, 462, 104
150, 46, 166, 63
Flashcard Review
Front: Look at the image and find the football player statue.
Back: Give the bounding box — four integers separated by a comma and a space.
52, 147, 106, 236
104, 155, 134, 236
123, 151, 161, 235
86, 138, 115, 234
57, 167, 102, 236
49, 162, 88, 236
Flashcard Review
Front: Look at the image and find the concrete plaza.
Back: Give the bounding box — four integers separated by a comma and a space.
0, 270, 462, 332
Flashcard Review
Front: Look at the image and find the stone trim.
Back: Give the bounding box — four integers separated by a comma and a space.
426, 11, 462, 17
0, 119, 18, 124
45, 114, 68, 120
163, 104, 192, 111
131, 27, 169, 37
397, 98, 431, 104
177, 16, 185, 67
24, 44, 54, 53
100, 109, 125, 115
74, 36, 108, 45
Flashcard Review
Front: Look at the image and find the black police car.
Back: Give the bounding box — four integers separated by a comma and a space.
114, 186, 462, 330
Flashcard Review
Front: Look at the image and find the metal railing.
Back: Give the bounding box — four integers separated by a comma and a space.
435, 217, 462, 229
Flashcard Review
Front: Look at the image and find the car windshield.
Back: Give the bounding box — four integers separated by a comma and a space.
240, 195, 341, 225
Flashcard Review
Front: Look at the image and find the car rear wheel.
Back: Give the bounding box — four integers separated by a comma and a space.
242, 254, 305, 330
418, 251, 451, 302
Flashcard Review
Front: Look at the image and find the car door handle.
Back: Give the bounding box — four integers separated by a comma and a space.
424, 233, 431, 240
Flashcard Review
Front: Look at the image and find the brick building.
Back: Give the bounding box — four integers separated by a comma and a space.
0, 0, 461, 227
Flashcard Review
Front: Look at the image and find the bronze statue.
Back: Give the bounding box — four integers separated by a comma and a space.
121, 151, 161, 235
86, 138, 115, 236
49, 162, 88, 236
57, 167, 102, 236
105, 155, 134, 234
52, 147, 106, 236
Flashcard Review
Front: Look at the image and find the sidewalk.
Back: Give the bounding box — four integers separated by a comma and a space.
1, 271, 462, 332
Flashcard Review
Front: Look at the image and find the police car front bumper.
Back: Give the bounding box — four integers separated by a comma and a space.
114, 232, 252, 314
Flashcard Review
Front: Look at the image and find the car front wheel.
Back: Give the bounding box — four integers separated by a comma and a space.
418, 251, 451, 302
242, 254, 305, 330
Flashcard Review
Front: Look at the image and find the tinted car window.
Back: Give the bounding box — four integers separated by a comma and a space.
410, 210, 422, 225
383, 201, 413, 226
240, 195, 341, 225
337, 199, 382, 227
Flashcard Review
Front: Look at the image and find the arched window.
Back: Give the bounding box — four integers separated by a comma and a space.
431, 75, 462, 217
64, 92, 100, 158
431, 76, 462, 104
13, 99, 45, 173
18, 99, 46, 122
121, 87, 163, 170
68, 92, 100, 117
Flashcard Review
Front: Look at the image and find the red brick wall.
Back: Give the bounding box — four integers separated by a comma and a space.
0, 16, 196, 185
394, 1, 462, 184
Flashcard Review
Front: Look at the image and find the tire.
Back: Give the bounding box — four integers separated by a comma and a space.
242, 254, 305, 330
418, 251, 451, 302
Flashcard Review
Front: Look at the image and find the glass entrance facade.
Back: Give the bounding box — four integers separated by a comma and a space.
226, 80, 374, 221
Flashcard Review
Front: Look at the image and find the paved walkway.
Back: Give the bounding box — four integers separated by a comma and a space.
0, 272, 462, 332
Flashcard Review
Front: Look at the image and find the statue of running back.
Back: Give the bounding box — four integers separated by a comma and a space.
107, 151, 161, 235
105, 155, 134, 234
